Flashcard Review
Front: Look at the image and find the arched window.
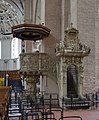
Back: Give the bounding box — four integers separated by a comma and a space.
0, 0, 22, 35
0, 0, 23, 59
11, 37, 21, 59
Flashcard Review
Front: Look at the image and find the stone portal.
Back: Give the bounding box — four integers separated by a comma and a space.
55, 27, 90, 99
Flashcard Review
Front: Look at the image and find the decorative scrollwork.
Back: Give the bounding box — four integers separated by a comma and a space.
79, 65, 84, 72
74, 57, 81, 64
64, 57, 72, 64
55, 27, 90, 55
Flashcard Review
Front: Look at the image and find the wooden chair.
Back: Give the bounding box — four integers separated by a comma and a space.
0, 86, 11, 120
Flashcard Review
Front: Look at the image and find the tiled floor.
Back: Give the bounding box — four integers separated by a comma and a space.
54, 110, 99, 120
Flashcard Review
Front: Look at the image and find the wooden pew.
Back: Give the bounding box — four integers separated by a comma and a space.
0, 86, 11, 120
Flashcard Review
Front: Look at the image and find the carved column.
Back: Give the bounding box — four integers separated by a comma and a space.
60, 57, 63, 98
78, 64, 84, 97
25, 75, 36, 96
63, 70, 67, 97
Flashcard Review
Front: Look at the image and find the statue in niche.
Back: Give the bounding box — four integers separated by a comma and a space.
33, 41, 41, 52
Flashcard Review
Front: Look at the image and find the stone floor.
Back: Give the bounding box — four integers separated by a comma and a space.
55, 110, 99, 120
9, 110, 99, 120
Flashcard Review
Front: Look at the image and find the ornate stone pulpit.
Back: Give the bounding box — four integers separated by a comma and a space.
19, 53, 56, 96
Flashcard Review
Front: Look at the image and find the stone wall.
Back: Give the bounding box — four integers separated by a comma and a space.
77, 0, 95, 93
43, 0, 61, 58
95, 0, 99, 91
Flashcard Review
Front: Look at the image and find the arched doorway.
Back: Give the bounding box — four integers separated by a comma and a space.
67, 64, 78, 98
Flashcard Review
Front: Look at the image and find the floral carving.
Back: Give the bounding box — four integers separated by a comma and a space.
64, 57, 72, 64
20, 53, 57, 78
74, 57, 81, 64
